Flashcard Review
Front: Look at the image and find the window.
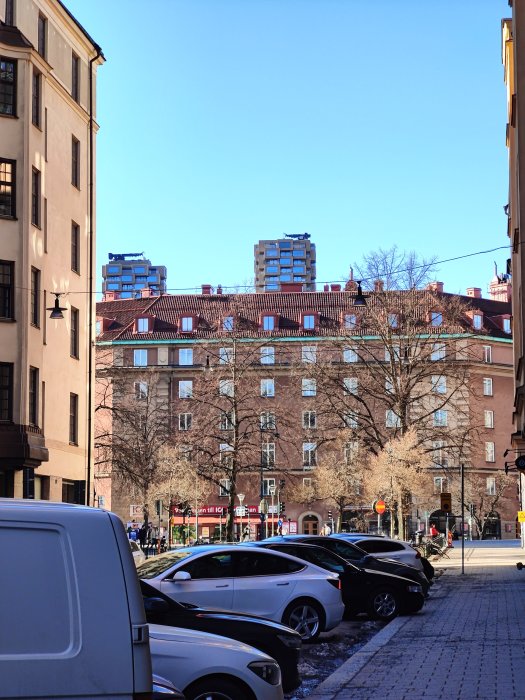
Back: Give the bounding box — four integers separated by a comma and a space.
134, 381, 148, 400
137, 318, 149, 333
223, 316, 234, 331
262, 315, 275, 331
31, 168, 40, 226
71, 136, 80, 188
179, 413, 192, 430
0, 158, 15, 218
303, 314, 315, 330
303, 442, 317, 468
37, 14, 47, 58
260, 346, 275, 365
0, 57, 16, 116
179, 348, 193, 365
31, 68, 41, 126
486, 477, 496, 495
262, 478, 276, 497
433, 476, 447, 494
179, 380, 193, 398
69, 393, 78, 444
260, 410, 276, 431
343, 347, 358, 363
30, 267, 40, 327
0, 362, 13, 420
5, 0, 13, 25
220, 410, 234, 430
473, 314, 483, 330
29, 366, 38, 426
483, 345, 492, 364
344, 314, 356, 329
485, 442, 495, 463
431, 311, 443, 327
303, 477, 312, 487
503, 318, 511, 334
302, 378, 316, 397
261, 378, 274, 397
261, 441, 275, 467
133, 349, 147, 366
72, 52, 80, 103
385, 343, 401, 362
181, 316, 193, 332
431, 375, 447, 394
344, 441, 358, 465
219, 379, 234, 396
432, 440, 447, 467
388, 313, 398, 328
385, 378, 394, 393
303, 410, 317, 429
219, 479, 231, 497
71, 222, 80, 272
484, 410, 494, 429
0, 260, 14, 319
219, 347, 233, 364
70, 307, 79, 358
483, 377, 493, 396
431, 343, 445, 361
433, 410, 448, 427
343, 411, 358, 428
343, 377, 358, 395
386, 410, 401, 428
302, 345, 317, 363
220, 443, 233, 466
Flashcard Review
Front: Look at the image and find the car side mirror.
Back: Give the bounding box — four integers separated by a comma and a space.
143, 597, 170, 613
172, 570, 191, 581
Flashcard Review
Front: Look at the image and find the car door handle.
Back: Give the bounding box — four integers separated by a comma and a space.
276, 582, 290, 586
215, 584, 230, 588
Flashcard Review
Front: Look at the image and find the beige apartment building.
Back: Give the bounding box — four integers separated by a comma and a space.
0, 0, 103, 501
95, 278, 518, 539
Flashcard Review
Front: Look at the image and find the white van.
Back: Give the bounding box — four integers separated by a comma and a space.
0, 499, 152, 700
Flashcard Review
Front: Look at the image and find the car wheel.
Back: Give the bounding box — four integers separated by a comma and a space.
367, 588, 399, 621
185, 676, 253, 700
283, 598, 324, 642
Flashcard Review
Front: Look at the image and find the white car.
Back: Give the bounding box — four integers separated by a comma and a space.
149, 624, 284, 700
137, 544, 344, 640
332, 534, 424, 571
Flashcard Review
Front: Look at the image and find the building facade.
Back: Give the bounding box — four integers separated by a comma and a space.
96, 279, 518, 539
0, 0, 103, 501
254, 234, 316, 292
102, 252, 167, 300
503, 5, 525, 543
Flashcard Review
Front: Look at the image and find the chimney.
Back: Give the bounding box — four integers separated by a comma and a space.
466, 287, 482, 299
201, 284, 212, 295
140, 286, 153, 298
330, 284, 341, 292
103, 291, 119, 301
324, 284, 330, 292
216, 285, 223, 295
427, 281, 444, 293
374, 280, 384, 292
280, 282, 303, 293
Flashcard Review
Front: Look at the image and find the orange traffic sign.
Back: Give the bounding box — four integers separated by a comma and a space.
374, 500, 386, 515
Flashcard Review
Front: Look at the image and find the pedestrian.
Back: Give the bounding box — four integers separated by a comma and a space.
429, 523, 439, 537
138, 524, 147, 548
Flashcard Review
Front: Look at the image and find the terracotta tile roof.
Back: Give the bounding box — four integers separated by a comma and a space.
95, 290, 511, 342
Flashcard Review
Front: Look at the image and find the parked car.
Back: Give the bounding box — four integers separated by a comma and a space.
243, 542, 425, 620
261, 534, 431, 594
141, 580, 301, 692
130, 538, 146, 566
332, 534, 426, 572
149, 624, 284, 700
152, 674, 186, 698
137, 544, 344, 641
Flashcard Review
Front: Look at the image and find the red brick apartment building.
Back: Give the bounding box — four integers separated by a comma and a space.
95, 277, 518, 541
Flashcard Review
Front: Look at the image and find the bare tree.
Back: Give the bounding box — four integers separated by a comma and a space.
352, 245, 438, 291
453, 470, 512, 539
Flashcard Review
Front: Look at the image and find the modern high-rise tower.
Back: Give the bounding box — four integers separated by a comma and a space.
254, 234, 316, 292
101, 253, 167, 300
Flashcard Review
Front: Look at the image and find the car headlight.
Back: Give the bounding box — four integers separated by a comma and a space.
248, 661, 282, 686
407, 584, 423, 593
276, 633, 302, 649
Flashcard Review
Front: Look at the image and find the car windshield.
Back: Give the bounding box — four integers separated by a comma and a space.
136, 550, 194, 578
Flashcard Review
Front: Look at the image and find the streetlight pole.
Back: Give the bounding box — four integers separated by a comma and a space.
269, 485, 276, 536
238, 492, 245, 542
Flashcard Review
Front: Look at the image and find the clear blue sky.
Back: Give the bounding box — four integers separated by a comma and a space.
66, 0, 511, 297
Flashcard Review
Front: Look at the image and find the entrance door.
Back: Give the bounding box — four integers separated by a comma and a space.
302, 514, 319, 535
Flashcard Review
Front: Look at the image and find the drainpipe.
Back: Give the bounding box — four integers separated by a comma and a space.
86, 46, 102, 505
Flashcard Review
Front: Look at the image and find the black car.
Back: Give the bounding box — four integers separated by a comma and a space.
245, 542, 425, 620
261, 534, 431, 595
140, 580, 301, 693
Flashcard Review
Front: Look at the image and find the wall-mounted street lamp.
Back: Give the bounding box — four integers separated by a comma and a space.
353, 281, 369, 307
46, 293, 67, 319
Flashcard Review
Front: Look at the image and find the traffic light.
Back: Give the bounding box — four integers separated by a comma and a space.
327, 509, 333, 520
279, 479, 285, 490
279, 502, 285, 515
440, 492, 452, 513
155, 499, 163, 516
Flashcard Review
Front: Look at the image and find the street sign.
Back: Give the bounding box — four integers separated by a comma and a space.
374, 500, 386, 515
129, 504, 142, 518
278, 519, 283, 527
518, 511, 525, 523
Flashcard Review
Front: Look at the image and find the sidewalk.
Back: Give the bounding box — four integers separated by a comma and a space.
309, 541, 525, 700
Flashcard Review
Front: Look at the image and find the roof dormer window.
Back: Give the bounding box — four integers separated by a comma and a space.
503, 317, 511, 334
473, 314, 483, 330
431, 311, 443, 327
261, 313, 279, 332
301, 312, 318, 331
137, 317, 149, 333
180, 315, 198, 333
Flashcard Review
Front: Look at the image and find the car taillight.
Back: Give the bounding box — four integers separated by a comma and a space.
327, 577, 342, 590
